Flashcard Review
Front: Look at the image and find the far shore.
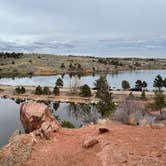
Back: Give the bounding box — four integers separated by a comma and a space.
0, 54, 165, 78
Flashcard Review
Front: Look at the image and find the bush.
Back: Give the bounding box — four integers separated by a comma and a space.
80, 84, 91, 97
54, 115, 61, 122
153, 75, 164, 90
56, 78, 63, 87
43, 86, 51, 95
35, 86, 43, 95
122, 80, 130, 90
61, 120, 75, 128
53, 86, 60, 95
60, 63, 65, 68
15, 98, 24, 104
15, 86, 26, 94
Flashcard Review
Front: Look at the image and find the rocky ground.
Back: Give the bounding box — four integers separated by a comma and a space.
25, 123, 166, 166
0, 102, 166, 166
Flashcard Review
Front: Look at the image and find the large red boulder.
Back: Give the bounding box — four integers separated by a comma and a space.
20, 102, 60, 136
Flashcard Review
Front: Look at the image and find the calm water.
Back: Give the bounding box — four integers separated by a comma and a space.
0, 99, 99, 148
0, 98, 22, 147
0, 70, 165, 90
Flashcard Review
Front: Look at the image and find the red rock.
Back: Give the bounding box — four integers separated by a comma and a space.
20, 102, 60, 135
99, 127, 109, 134
82, 136, 99, 148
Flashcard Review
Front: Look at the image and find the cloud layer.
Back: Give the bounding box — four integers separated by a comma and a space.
0, 0, 166, 57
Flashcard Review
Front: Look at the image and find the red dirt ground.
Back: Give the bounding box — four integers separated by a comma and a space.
25, 121, 166, 166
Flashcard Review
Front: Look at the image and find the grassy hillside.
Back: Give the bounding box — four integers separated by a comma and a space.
0, 53, 165, 77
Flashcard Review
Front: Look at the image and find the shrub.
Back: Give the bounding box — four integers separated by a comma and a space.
53, 86, 60, 95
80, 84, 91, 97
56, 78, 63, 87
121, 80, 130, 90
43, 86, 51, 95
15, 86, 26, 94
54, 115, 61, 122
35, 86, 43, 95
153, 75, 164, 90
135, 80, 143, 90
60, 63, 65, 68
61, 120, 75, 128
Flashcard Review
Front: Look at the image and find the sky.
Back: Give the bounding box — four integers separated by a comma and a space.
0, 0, 166, 58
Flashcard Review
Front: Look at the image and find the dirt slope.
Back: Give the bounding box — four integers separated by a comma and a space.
25, 121, 166, 166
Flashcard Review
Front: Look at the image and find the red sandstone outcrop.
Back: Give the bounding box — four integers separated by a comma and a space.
20, 102, 60, 139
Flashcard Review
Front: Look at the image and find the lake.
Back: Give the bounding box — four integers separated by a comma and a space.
0, 70, 165, 90
0, 98, 100, 148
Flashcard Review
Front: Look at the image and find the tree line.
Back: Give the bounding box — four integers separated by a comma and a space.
0, 52, 23, 59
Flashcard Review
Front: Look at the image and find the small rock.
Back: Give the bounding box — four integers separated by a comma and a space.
82, 136, 99, 148
151, 123, 165, 129
99, 127, 109, 134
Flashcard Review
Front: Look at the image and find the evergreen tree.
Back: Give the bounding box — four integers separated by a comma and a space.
142, 81, 147, 89
121, 80, 130, 90
153, 75, 164, 90
135, 80, 143, 90
35, 86, 43, 95
163, 78, 166, 88
43, 86, 51, 95
56, 78, 64, 87
53, 86, 60, 95
94, 76, 115, 117
80, 84, 91, 97
15, 86, 26, 94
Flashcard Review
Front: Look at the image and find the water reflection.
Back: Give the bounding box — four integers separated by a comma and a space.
0, 98, 23, 147
51, 102, 101, 127
0, 70, 165, 90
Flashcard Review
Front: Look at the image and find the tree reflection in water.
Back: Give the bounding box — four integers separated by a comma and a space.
53, 102, 60, 111
67, 103, 101, 124
51, 102, 102, 127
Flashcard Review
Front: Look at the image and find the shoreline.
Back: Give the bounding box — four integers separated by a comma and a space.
0, 84, 165, 104
0, 68, 166, 79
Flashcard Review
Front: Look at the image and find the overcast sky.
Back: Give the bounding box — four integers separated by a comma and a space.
0, 0, 166, 58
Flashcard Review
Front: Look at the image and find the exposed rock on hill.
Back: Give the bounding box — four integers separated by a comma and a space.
20, 102, 60, 138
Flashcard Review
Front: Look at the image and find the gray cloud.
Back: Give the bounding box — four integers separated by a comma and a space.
0, 0, 166, 57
